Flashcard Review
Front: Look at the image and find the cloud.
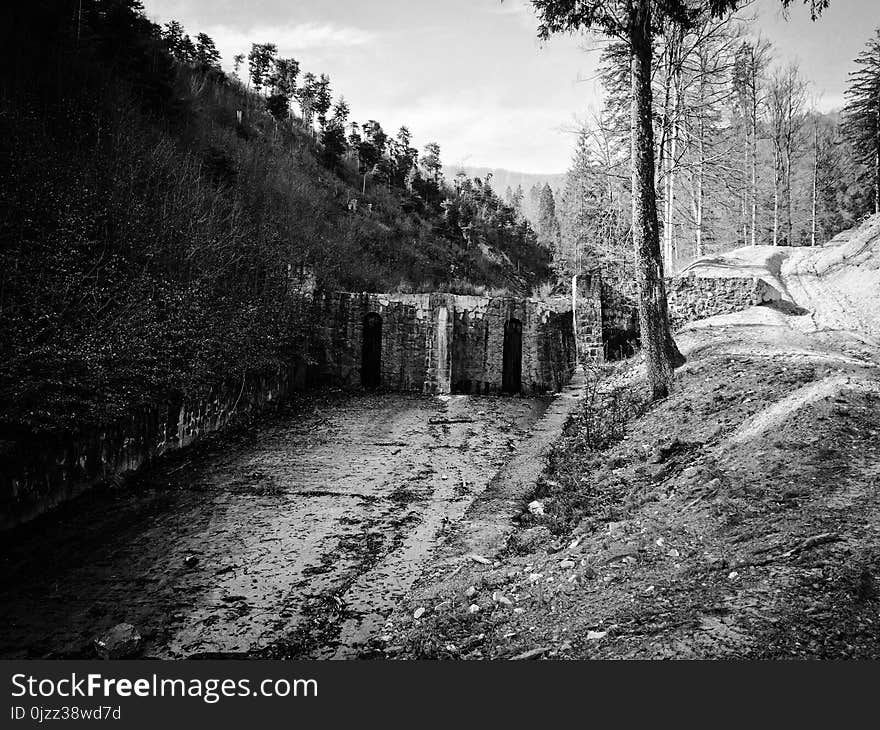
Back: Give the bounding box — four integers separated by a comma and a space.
201, 21, 377, 64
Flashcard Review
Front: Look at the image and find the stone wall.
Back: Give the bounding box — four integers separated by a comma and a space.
1, 287, 586, 530
666, 274, 782, 329
573, 273, 604, 363
308, 292, 578, 396
0, 366, 302, 531
308, 292, 446, 392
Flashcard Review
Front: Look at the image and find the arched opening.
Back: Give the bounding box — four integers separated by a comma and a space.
361, 313, 382, 388
502, 318, 522, 394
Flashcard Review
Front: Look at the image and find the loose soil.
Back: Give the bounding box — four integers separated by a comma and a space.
383, 220, 880, 660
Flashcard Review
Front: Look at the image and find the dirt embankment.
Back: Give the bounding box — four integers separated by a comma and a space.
384, 221, 880, 660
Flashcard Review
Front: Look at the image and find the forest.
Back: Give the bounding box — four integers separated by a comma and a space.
537, 8, 880, 283
0, 0, 550, 433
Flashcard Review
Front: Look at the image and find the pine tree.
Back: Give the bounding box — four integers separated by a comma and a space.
843, 27, 880, 214
195, 33, 221, 70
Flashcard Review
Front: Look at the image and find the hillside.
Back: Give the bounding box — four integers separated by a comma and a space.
0, 1, 551, 433
444, 166, 565, 222
384, 216, 880, 659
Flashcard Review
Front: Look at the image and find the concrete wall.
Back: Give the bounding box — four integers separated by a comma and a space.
0, 367, 302, 531
666, 274, 782, 329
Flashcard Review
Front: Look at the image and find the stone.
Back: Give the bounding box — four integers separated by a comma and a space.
559, 560, 575, 570
527, 500, 545, 516
413, 607, 426, 619
465, 586, 477, 599
508, 526, 552, 555
94, 623, 142, 660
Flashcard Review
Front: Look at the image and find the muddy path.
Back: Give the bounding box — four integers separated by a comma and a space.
0, 390, 552, 659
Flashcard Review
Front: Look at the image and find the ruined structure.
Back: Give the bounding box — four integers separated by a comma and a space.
0, 275, 621, 529
307, 291, 583, 395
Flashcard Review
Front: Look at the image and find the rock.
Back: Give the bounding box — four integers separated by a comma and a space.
95, 623, 142, 660
480, 571, 507, 588
468, 604, 481, 614
464, 586, 477, 599
587, 630, 608, 640
467, 553, 491, 565
559, 560, 575, 569
667, 548, 680, 558
508, 526, 551, 555
682, 465, 702, 481
413, 607, 426, 619
647, 463, 669, 481
183, 555, 199, 568
492, 592, 513, 606
527, 500, 545, 516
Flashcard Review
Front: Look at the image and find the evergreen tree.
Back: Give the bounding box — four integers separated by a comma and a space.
537, 183, 560, 252
195, 33, 221, 70
843, 27, 880, 214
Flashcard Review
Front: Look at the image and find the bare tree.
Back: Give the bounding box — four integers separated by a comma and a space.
768, 63, 807, 245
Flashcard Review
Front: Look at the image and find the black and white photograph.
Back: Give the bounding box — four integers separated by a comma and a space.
2, 0, 880, 705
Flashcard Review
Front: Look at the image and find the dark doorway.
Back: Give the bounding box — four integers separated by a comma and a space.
502, 318, 522, 394
362, 313, 382, 388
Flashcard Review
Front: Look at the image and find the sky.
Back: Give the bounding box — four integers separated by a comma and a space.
141, 0, 879, 174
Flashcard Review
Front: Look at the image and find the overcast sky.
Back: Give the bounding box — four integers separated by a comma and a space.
142, 0, 879, 174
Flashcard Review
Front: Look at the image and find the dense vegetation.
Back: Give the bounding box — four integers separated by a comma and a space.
0, 0, 550, 432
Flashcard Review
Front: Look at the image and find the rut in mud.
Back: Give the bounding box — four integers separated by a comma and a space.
0, 390, 552, 659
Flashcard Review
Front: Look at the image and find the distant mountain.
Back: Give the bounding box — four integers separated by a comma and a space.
443, 166, 566, 195
443, 166, 567, 225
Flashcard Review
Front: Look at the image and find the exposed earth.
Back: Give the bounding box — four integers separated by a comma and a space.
382, 216, 880, 659
0, 390, 557, 659
3, 217, 880, 661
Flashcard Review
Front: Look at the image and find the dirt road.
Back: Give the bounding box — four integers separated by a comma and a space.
0, 390, 552, 659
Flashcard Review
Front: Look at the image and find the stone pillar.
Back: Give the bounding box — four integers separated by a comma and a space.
573, 272, 604, 365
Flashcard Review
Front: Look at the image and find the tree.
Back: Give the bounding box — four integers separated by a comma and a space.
247, 43, 277, 95
162, 20, 185, 59
768, 63, 807, 245
195, 33, 221, 70
843, 27, 880, 214
320, 98, 350, 170
314, 74, 333, 130
390, 126, 418, 188
295, 72, 317, 128
232, 53, 245, 78
531, 0, 828, 400
733, 38, 772, 246
420, 142, 443, 183
537, 183, 560, 253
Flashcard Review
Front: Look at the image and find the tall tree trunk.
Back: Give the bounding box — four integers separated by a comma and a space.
811, 122, 818, 247
784, 144, 792, 246
629, 0, 683, 401
772, 143, 780, 246
750, 78, 758, 246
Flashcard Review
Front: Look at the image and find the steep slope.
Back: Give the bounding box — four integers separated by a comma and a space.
382, 216, 880, 659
